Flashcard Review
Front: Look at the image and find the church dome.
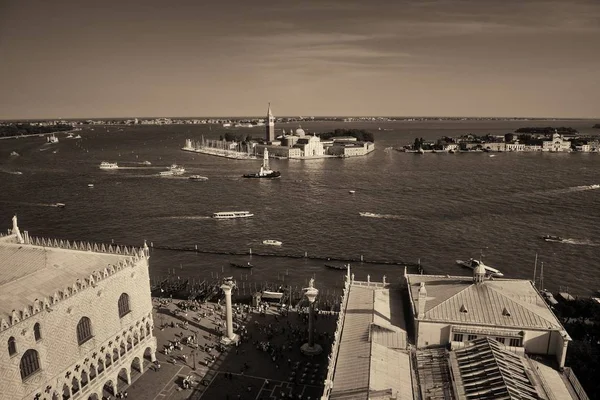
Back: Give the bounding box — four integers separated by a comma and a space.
295, 127, 305, 136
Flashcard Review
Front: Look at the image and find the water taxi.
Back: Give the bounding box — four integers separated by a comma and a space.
53, 203, 66, 208
99, 162, 119, 170
542, 235, 564, 242
212, 211, 254, 219
263, 239, 282, 246
189, 175, 209, 181
456, 259, 504, 277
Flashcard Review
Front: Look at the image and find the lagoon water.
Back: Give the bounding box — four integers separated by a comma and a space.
1, 119, 599, 295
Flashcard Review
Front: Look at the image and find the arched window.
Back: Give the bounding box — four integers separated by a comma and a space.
118, 293, 130, 318
34, 323, 42, 341
8, 336, 17, 356
77, 317, 93, 345
20, 349, 40, 380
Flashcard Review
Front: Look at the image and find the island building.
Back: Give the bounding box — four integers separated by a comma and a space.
321, 266, 588, 399
0, 216, 156, 400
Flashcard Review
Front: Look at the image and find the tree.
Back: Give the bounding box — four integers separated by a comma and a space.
504, 133, 514, 143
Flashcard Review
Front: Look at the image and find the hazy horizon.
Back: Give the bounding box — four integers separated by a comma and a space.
1, 0, 599, 120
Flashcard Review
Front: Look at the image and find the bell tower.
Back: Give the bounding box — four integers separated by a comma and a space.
266, 102, 275, 142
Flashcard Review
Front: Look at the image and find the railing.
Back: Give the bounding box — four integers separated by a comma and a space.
563, 367, 590, 400
321, 279, 351, 399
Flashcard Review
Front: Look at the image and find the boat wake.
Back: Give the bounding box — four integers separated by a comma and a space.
156, 216, 212, 220
529, 184, 600, 197
359, 212, 414, 220
559, 238, 599, 247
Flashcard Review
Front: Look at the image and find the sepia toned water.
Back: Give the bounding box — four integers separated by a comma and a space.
1, 120, 599, 295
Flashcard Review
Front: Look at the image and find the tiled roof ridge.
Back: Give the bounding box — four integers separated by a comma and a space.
485, 283, 559, 328
0, 233, 149, 333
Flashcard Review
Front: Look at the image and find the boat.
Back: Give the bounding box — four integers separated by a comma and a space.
99, 162, 119, 170
47, 134, 59, 144
169, 164, 185, 176
261, 290, 284, 300
142, 161, 152, 165
325, 263, 347, 270
10, 151, 19, 157
53, 203, 66, 208
230, 262, 253, 269
349, 190, 356, 194
66, 133, 74, 138
542, 235, 564, 242
73, 135, 82, 139
243, 149, 281, 178
159, 164, 185, 176
263, 239, 282, 246
417, 148, 425, 154
359, 212, 379, 218
589, 184, 600, 189
213, 211, 254, 219
88, 184, 94, 188
456, 259, 504, 277
189, 175, 209, 181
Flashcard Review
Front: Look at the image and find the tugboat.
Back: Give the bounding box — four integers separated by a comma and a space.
243, 149, 281, 178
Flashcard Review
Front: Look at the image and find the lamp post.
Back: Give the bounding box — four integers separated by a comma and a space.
301, 278, 323, 356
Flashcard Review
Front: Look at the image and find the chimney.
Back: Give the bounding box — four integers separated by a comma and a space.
417, 282, 427, 317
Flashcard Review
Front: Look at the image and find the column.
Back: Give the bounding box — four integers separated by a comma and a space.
224, 285, 234, 339
220, 278, 239, 345
301, 279, 323, 356
308, 299, 315, 347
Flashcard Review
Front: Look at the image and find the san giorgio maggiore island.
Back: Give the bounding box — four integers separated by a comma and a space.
182, 104, 376, 160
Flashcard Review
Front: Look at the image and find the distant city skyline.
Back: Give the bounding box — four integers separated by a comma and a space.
1, 0, 599, 119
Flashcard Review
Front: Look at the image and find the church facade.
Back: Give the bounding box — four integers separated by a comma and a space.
0, 217, 157, 400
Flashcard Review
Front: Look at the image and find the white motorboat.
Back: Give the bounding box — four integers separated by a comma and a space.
142, 160, 152, 165
212, 211, 254, 219
359, 212, 379, 218
158, 170, 173, 176
53, 203, 66, 208
456, 259, 504, 277
99, 162, 119, 170
88, 184, 94, 188
349, 190, 356, 194
263, 239, 282, 246
189, 175, 209, 181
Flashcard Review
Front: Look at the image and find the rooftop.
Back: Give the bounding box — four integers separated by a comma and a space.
0, 223, 142, 325
330, 282, 412, 400
406, 274, 566, 332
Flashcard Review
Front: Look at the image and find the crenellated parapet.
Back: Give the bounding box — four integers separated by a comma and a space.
0, 235, 148, 333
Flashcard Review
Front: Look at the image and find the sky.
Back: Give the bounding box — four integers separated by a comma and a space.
1, 0, 599, 119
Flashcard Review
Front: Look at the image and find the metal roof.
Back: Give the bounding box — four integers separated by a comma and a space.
450, 337, 542, 400
407, 275, 564, 331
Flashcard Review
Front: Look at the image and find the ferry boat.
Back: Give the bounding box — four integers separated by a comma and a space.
456, 259, 504, 277
99, 162, 119, 170
261, 290, 284, 300
47, 134, 59, 144
262, 239, 282, 246
243, 149, 281, 178
542, 235, 564, 242
212, 211, 254, 219
159, 164, 185, 176
189, 175, 209, 181
169, 164, 185, 176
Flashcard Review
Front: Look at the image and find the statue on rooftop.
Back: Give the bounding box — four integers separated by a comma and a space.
12, 215, 18, 233
308, 277, 315, 289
